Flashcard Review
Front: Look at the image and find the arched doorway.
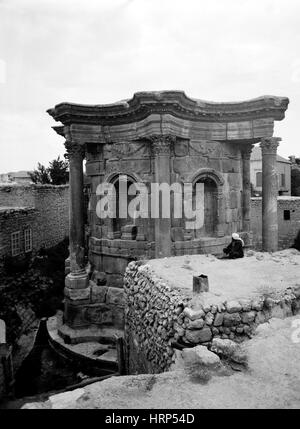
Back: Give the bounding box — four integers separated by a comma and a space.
110, 174, 138, 237
193, 176, 219, 238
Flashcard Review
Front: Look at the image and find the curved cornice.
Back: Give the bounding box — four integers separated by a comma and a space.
47, 90, 289, 126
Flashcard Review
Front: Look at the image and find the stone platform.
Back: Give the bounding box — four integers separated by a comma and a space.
148, 248, 300, 305
124, 249, 300, 373
47, 313, 122, 375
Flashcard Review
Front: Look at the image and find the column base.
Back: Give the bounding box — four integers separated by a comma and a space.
65, 272, 89, 289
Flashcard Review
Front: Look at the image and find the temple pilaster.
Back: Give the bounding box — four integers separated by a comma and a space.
241, 144, 254, 232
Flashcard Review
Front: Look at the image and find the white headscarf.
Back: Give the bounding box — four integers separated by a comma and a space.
232, 233, 244, 247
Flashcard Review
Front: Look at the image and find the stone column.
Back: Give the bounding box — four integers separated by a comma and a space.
64, 141, 89, 320
150, 135, 174, 258
241, 144, 254, 232
260, 137, 281, 252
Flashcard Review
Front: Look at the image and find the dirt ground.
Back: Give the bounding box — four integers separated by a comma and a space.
148, 249, 300, 303
23, 315, 300, 409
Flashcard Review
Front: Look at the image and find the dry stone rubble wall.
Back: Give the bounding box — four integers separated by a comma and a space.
124, 261, 300, 374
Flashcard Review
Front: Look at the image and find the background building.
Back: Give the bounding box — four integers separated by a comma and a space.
0, 184, 69, 271
250, 146, 291, 196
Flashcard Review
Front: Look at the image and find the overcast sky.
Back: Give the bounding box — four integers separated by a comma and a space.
0, 0, 299, 172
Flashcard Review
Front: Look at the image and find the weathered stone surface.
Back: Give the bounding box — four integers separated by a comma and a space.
90, 282, 107, 303
188, 319, 204, 330
251, 298, 264, 311
183, 307, 205, 321
49, 389, 85, 409
91, 271, 107, 286
64, 286, 90, 301
106, 287, 125, 306
213, 312, 224, 327
204, 312, 214, 326
239, 299, 252, 312
241, 311, 256, 324
255, 311, 266, 324
223, 312, 241, 327
226, 300, 242, 313
182, 345, 220, 369
84, 305, 113, 325
211, 338, 239, 357
186, 327, 212, 344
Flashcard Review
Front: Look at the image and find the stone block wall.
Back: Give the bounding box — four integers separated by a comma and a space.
32, 185, 69, 249
124, 261, 300, 374
0, 184, 36, 207
251, 197, 300, 249
64, 281, 125, 330
0, 184, 69, 262
124, 262, 190, 374
0, 208, 37, 260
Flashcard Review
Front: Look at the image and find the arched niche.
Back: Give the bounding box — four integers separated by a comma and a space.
187, 168, 225, 237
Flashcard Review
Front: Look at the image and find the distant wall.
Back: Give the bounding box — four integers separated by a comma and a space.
0, 208, 37, 259
0, 184, 69, 260
251, 197, 300, 249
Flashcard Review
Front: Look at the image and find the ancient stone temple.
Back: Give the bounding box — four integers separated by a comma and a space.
47, 91, 289, 339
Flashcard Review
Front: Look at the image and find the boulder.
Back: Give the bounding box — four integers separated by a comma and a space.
226, 300, 242, 313
182, 345, 220, 369
210, 338, 247, 366
183, 307, 205, 321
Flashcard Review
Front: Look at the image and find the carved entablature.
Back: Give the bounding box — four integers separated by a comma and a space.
112, 141, 150, 158
189, 140, 221, 158
47, 91, 289, 126
260, 137, 281, 155
148, 135, 176, 156
64, 141, 85, 160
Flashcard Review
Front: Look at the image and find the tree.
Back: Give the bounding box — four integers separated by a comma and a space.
29, 157, 69, 185
29, 162, 51, 184
48, 156, 69, 185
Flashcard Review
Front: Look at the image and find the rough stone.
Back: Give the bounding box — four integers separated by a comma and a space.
204, 312, 214, 326
106, 287, 125, 306
188, 319, 205, 330
49, 389, 85, 409
186, 327, 212, 344
241, 311, 256, 324
183, 307, 205, 321
223, 312, 241, 327
211, 338, 240, 359
213, 312, 224, 327
239, 299, 252, 312
226, 300, 242, 313
182, 345, 220, 369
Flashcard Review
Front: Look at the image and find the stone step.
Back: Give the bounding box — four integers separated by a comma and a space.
57, 324, 124, 345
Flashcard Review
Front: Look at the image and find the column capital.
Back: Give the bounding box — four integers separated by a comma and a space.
240, 143, 254, 160
148, 135, 175, 156
64, 141, 85, 160
260, 137, 281, 155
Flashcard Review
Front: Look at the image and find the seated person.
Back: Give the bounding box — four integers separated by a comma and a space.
223, 233, 244, 259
